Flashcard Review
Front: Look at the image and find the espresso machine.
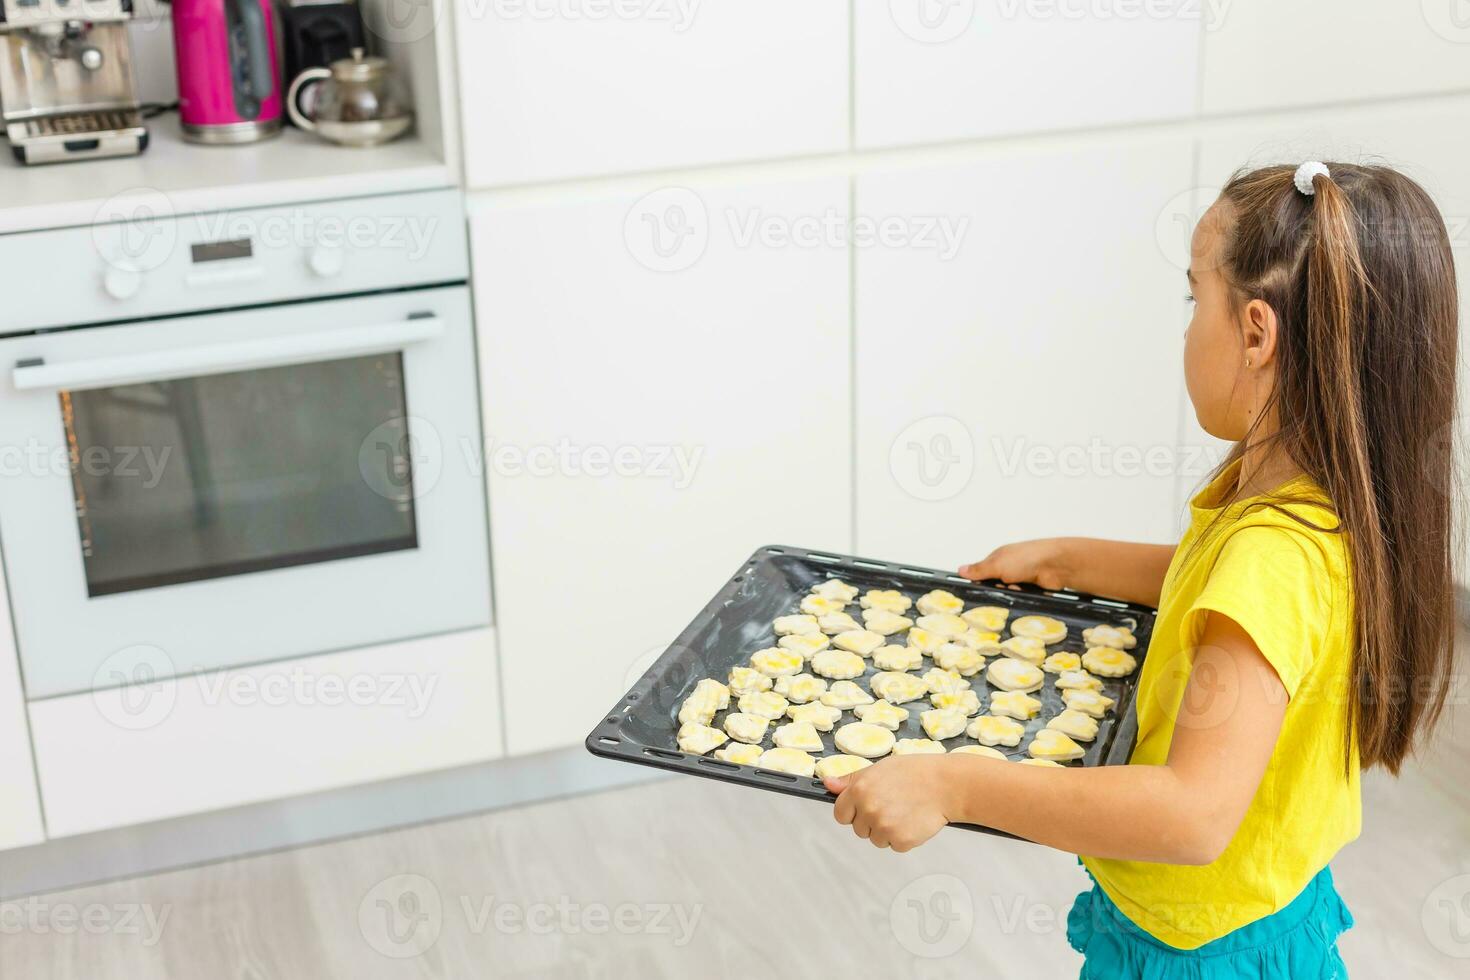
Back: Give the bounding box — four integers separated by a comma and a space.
0, 0, 148, 165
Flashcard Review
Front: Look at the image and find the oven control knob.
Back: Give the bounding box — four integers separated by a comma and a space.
102, 262, 143, 300
307, 244, 345, 279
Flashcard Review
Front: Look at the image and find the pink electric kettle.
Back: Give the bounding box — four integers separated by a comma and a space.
172, 0, 283, 143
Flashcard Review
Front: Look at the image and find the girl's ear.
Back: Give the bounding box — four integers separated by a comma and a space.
1240, 298, 1280, 369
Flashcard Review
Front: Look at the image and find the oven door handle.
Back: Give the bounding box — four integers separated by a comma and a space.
12, 317, 444, 392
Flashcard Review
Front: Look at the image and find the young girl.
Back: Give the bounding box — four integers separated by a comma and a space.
824, 161, 1461, 975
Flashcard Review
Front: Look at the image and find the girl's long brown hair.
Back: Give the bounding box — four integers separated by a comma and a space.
1214, 163, 1461, 774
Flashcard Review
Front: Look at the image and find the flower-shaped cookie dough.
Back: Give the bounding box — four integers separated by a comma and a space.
916, 589, 965, 616
800, 595, 848, 617
751, 647, 804, 678
1055, 669, 1103, 692
811, 579, 860, 603
1062, 689, 1116, 718
919, 707, 968, 741
930, 689, 982, 716
989, 691, 1043, 721
812, 649, 866, 680
779, 633, 831, 660
774, 614, 820, 636
860, 589, 912, 614
817, 611, 862, 635
738, 691, 790, 720
723, 712, 770, 744
1010, 615, 1068, 644
935, 643, 985, 677
1082, 624, 1137, 650
962, 606, 1011, 632
861, 609, 914, 636
915, 613, 968, 639
676, 723, 727, 755
1000, 636, 1047, 666
869, 671, 928, 704
872, 645, 923, 672
1042, 651, 1082, 674
967, 714, 1026, 747
1081, 647, 1138, 678
728, 666, 773, 695
786, 701, 843, 731
773, 673, 828, 704
713, 742, 762, 765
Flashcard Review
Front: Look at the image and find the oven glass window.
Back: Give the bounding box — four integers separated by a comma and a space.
61, 353, 418, 598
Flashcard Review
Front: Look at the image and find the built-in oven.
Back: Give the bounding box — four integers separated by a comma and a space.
0, 189, 491, 698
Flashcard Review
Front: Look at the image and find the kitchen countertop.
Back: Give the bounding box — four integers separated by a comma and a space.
0, 116, 453, 236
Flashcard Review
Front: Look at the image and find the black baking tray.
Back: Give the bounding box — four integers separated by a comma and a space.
586, 544, 1156, 839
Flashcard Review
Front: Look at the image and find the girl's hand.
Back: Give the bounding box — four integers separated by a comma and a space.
824, 756, 954, 852
959, 539, 1074, 590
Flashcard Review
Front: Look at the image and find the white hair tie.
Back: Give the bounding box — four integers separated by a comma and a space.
1294, 161, 1330, 196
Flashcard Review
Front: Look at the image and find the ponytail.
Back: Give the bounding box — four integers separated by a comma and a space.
1217, 163, 1459, 774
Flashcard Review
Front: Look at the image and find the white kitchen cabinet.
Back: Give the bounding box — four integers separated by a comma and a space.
28, 627, 503, 838
472, 176, 851, 755
855, 0, 1199, 150
0, 572, 44, 850
854, 136, 1195, 571
1201, 1, 1470, 115
454, 0, 848, 187
1197, 96, 1470, 583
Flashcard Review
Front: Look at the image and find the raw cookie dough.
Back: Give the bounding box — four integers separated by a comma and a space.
952, 745, 1008, 760
869, 671, 929, 704
915, 613, 968, 639
821, 680, 875, 709
967, 714, 1026, 747
728, 666, 774, 695
810, 579, 860, 603
1062, 689, 1116, 718
676, 723, 727, 755
892, 738, 947, 756
1027, 729, 1086, 761
723, 713, 770, 744
834, 722, 897, 758
905, 628, 946, 654
815, 754, 872, 780
986, 658, 1045, 693
774, 673, 828, 704
1082, 647, 1138, 678
872, 645, 923, 672
811, 649, 867, 680
1083, 624, 1138, 650
922, 667, 969, 695
738, 691, 790, 720
774, 614, 821, 636
1000, 636, 1047, 666
1055, 669, 1103, 692
817, 611, 862, 635
930, 690, 982, 716
1046, 709, 1100, 742
1042, 652, 1082, 674
677, 696, 716, 727
958, 629, 1002, 650
916, 590, 965, 617
1010, 615, 1069, 644
787, 701, 843, 731
751, 647, 804, 677
935, 643, 985, 677
861, 609, 914, 636
801, 595, 849, 617
758, 747, 817, 777
1017, 758, 1064, 768
854, 699, 911, 731
773, 720, 824, 751
989, 690, 1044, 721
714, 743, 763, 765
860, 589, 913, 614
779, 633, 831, 659
832, 630, 885, 656
962, 606, 1011, 633
691, 678, 731, 710
919, 707, 968, 741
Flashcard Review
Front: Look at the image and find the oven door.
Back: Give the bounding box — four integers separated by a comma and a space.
0, 286, 491, 698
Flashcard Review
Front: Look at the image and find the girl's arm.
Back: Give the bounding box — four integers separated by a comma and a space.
827, 613, 1286, 863
960, 538, 1177, 608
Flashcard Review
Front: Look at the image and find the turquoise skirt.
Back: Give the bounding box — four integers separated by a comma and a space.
1067, 866, 1354, 979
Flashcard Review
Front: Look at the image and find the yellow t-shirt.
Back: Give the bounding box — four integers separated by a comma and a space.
1081, 461, 1361, 950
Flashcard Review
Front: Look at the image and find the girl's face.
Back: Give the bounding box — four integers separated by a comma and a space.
1182, 203, 1272, 442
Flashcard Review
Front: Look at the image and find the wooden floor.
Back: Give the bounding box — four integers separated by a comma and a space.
3, 675, 1466, 978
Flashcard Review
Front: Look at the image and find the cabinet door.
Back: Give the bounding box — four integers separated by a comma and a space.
1197, 97, 1470, 582
855, 1, 1199, 149
855, 137, 1195, 571
455, 0, 848, 187
472, 177, 852, 755
1201, 1, 1470, 115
